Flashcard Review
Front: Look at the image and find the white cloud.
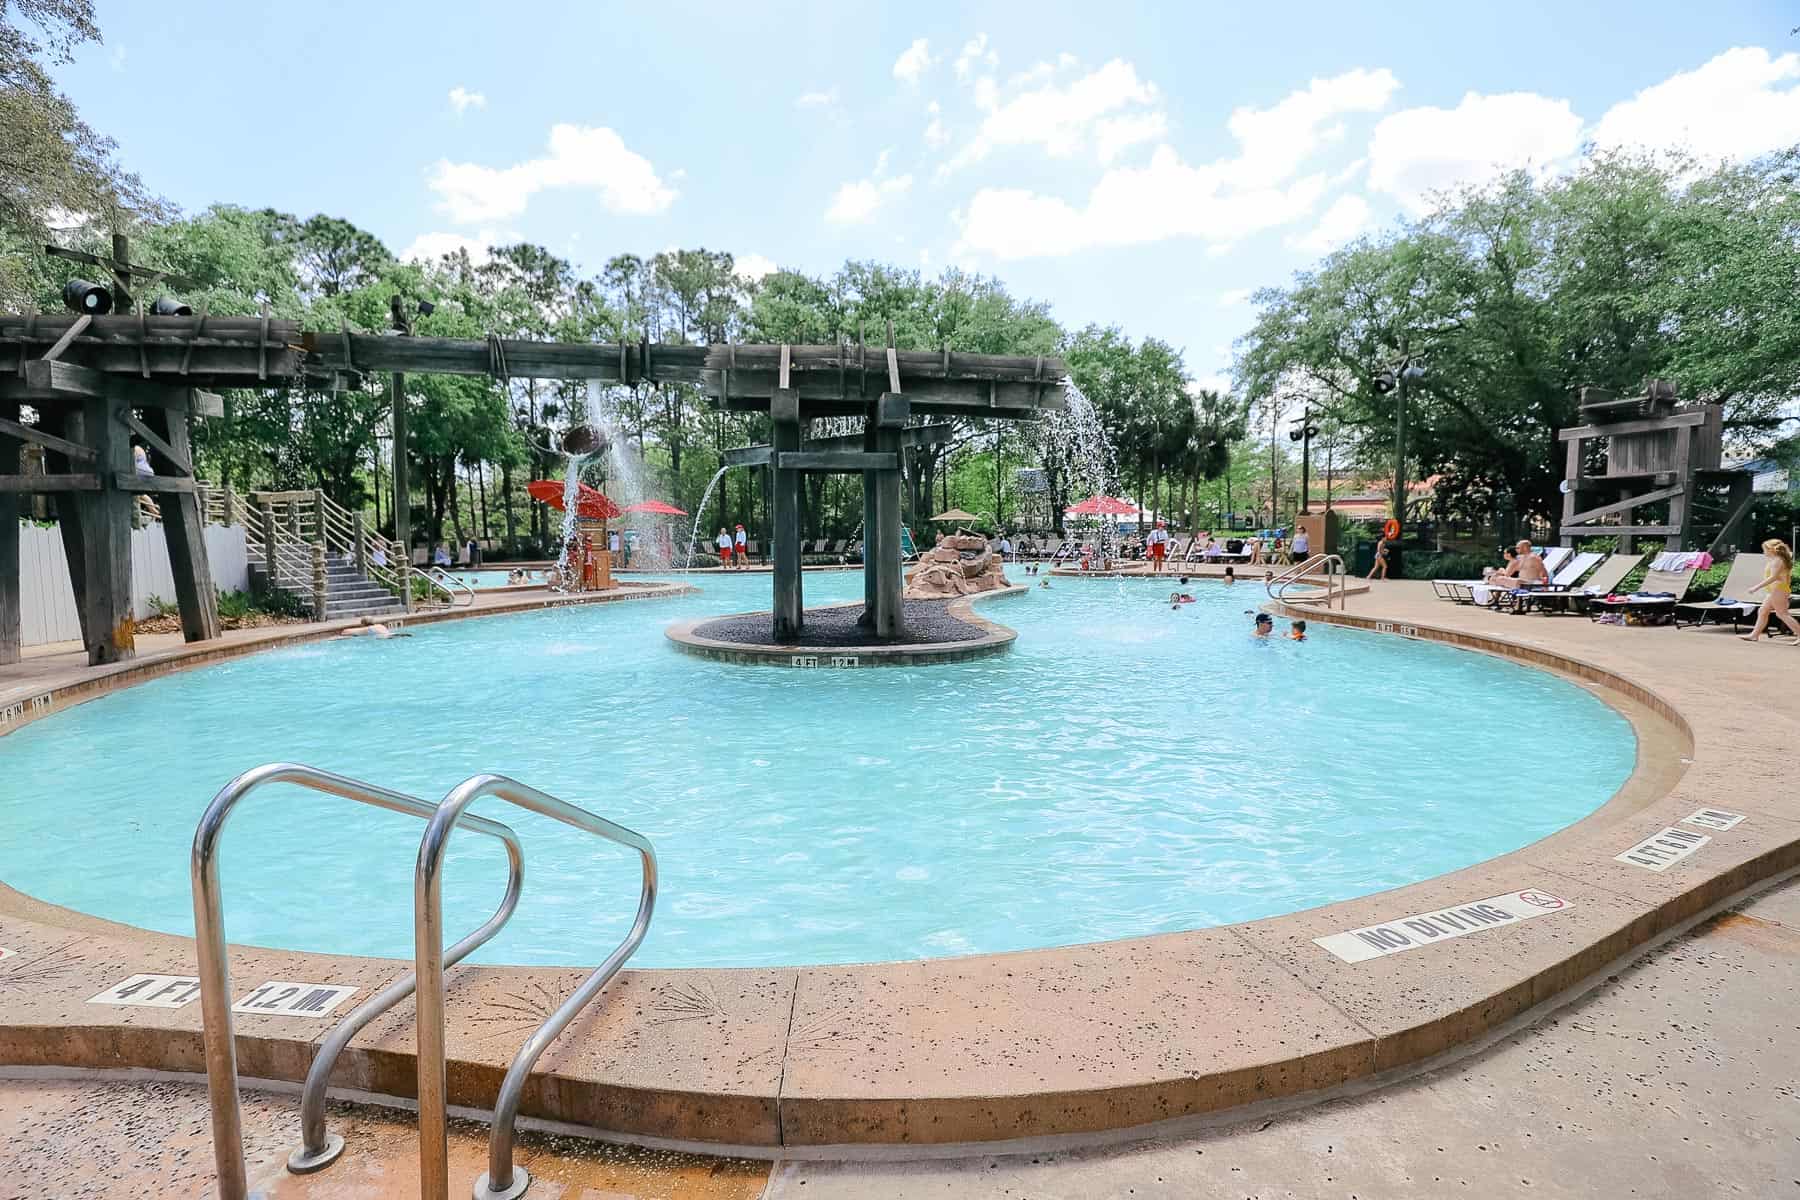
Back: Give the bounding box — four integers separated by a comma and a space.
953, 66, 1395, 259
429, 124, 676, 223
1095, 111, 1168, 163
954, 33, 999, 80
447, 86, 486, 114
1224, 68, 1398, 188
873, 148, 892, 176
826, 174, 913, 224
1288, 193, 1373, 253
1368, 91, 1582, 214
946, 58, 1160, 172
1217, 288, 1253, 308
957, 147, 1328, 259
924, 116, 949, 149
734, 253, 778, 282
796, 88, 839, 109
400, 229, 511, 265
1592, 46, 1800, 163
108, 43, 126, 71
893, 38, 934, 85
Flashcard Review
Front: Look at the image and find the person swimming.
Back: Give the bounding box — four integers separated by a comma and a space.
1289, 618, 1307, 641
1252, 612, 1273, 638
1168, 591, 1196, 608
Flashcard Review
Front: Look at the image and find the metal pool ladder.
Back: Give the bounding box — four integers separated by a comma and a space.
1266, 552, 1347, 609
190, 763, 656, 1200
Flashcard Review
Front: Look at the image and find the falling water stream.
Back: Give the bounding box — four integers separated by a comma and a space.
683, 465, 732, 571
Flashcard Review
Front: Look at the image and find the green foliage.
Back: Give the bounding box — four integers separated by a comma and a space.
145, 593, 178, 618
1236, 150, 1800, 528
215, 587, 306, 620
0, 1, 167, 307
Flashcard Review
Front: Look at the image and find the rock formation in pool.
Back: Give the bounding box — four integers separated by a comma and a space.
905, 532, 1010, 599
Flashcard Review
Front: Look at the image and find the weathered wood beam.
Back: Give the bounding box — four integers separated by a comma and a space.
119, 409, 193, 475
0, 473, 99, 492
702, 343, 1065, 382
721, 445, 773, 467
0, 401, 17, 664
799, 423, 954, 454
0, 414, 97, 461
40, 313, 93, 362
142, 403, 220, 643
707, 369, 1065, 414
114, 472, 196, 494
1559, 523, 1680, 537
777, 451, 900, 472
21, 357, 108, 397
1562, 484, 1687, 527
1557, 411, 1706, 441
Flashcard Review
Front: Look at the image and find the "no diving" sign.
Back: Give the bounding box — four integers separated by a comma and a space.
1314, 888, 1573, 963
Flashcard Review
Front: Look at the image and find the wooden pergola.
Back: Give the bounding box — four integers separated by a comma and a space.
0, 312, 1066, 661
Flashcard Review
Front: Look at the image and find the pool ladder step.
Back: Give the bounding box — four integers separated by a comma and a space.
191, 763, 656, 1200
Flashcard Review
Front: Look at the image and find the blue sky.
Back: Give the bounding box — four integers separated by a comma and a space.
53, 2, 1800, 387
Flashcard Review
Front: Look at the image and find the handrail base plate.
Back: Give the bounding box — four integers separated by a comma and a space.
474, 1168, 531, 1200
286, 1133, 344, 1174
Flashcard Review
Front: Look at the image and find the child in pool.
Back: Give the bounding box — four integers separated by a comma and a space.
1289, 619, 1307, 641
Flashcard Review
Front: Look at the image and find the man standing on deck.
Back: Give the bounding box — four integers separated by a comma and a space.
1146, 519, 1170, 574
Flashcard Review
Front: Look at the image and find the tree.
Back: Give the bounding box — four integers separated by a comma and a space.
0, 0, 164, 307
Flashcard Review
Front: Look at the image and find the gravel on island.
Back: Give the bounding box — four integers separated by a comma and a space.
693, 600, 987, 646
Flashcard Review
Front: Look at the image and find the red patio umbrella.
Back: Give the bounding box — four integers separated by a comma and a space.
621, 500, 689, 516
1065, 494, 1139, 516
526, 478, 622, 519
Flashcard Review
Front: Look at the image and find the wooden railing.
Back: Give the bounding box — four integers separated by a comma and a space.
196, 484, 418, 616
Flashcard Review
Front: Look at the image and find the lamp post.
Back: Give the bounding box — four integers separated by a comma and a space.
1373, 358, 1427, 527
1288, 409, 1320, 515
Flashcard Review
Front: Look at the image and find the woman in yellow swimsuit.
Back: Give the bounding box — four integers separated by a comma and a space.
1740, 539, 1800, 643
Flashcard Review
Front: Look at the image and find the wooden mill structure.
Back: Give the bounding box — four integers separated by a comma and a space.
1556, 379, 1753, 553
1, 308, 1065, 663
715, 340, 1066, 642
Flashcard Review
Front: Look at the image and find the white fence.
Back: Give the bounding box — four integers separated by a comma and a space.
19, 521, 250, 647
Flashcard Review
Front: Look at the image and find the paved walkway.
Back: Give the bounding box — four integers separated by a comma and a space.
4, 870, 1793, 1198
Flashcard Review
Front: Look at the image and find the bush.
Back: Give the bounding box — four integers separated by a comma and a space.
1404, 552, 1494, 581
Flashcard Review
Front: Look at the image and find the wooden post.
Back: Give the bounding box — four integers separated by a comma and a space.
142, 397, 220, 643
770, 387, 804, 640
311, 540, 328, 621
391, 372, 409, 564
77, 389, 135, 664
259, 501, 277, 592
1667, 425, 1694, 551
1559, 435, 1582, 548
0, 400, 18, 664
868, 391, 910, 640
353, 512, 368, 577
45, 409, 91, 648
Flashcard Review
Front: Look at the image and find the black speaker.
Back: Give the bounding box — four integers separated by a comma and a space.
149, 296, 194, 316
63, 279, 114, 315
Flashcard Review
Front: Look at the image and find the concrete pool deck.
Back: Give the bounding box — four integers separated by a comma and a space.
0, 578, 1795, 1178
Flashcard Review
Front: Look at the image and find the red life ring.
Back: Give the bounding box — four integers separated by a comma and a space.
1382, 518, 1401, 541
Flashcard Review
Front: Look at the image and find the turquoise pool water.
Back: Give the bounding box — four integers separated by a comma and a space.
444, 569, 539, 589
0, 575, 1635, 968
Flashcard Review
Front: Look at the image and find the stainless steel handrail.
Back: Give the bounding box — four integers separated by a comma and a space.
1266, 552, 1346, 610
414, 774, 656, 1200
191, 762, 526, 1200
289, 830, 525, 1173
422, 566, 477, 607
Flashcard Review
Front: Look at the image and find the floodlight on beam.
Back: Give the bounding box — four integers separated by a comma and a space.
63, 279, 114, 315
149, 296, 194, 316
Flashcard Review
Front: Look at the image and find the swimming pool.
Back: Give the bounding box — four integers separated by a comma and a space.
0, 575, 1635, 968
442, 569, 540, 589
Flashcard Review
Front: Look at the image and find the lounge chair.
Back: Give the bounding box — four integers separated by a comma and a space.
810, 539, 830, 554
830, 539, 847, 554
1674, 554, 1768, 630
1585, 564, 1699, 623
1538, 546, 1573, 576
1492, 552, 1604, 612
1516, 553, 1644, 615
